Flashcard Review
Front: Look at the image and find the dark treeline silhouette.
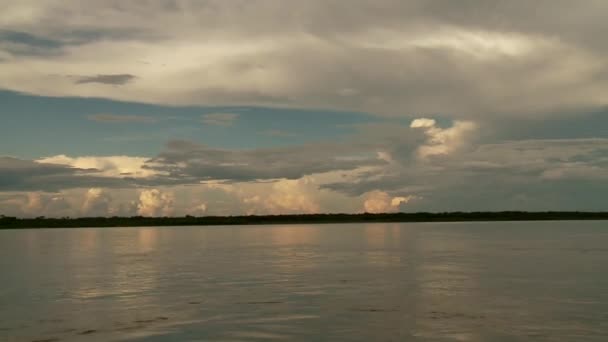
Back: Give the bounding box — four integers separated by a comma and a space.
1, 212, 608, 229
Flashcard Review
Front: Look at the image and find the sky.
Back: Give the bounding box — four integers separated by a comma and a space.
1, 0, 607, 217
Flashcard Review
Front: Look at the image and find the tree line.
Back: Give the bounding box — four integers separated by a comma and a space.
1, 211, 608, 229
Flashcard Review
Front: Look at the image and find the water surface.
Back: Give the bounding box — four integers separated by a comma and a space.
1, 221, 607, 341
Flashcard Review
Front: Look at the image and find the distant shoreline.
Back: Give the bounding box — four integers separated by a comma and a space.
1, 212, 607, 229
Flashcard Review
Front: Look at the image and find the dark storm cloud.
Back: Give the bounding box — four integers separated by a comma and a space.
0, 157, 132, 192
144, 139, 387, 183
0, 133, 391, 192
321, 138, 608, 210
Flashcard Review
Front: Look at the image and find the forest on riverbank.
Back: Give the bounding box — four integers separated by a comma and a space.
1, 211, 608, 229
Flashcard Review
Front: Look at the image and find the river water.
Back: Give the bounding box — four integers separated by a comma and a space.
1, 221, 607, 341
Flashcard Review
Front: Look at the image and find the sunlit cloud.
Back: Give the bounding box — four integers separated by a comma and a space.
363, 191, 414, 213
137, 189, 174, 217
38, 155, 156, 178
410, 118, 477, 159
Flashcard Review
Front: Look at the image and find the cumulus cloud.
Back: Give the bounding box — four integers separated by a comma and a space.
24, 192, 44, 213
196, 172, 367, 216
3, 111, 606, 215
0, 191, 76, 218
244, 178, 321, 215
188, 203, 208, 215
363, 190, 413, 213
2, 132, 606, 217
410, 118, 477, 158
81, 188, 112, 216
137, 189, 174, 217
324, 137, 608, 211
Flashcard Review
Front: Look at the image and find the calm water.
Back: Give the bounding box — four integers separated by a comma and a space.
1, 222, 608, 341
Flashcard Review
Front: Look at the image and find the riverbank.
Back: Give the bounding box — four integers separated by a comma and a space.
2, 211, 608, 229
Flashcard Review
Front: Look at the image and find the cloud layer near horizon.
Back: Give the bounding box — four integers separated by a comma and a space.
1, 117, 606, 217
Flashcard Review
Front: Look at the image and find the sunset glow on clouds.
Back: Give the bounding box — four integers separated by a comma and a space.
1, 1, 607, 217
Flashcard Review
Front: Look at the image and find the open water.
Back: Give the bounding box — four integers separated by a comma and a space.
1, 221, 607, 341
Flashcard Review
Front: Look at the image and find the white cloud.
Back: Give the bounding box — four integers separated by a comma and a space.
391, 196, 410, 207
363, 190, 413, 213
137, 189, 174, 217
189, 203, 208, 215
24, 192, 44, 213
185, 170, 369, 216
254, 178, 321, 215
410, 118, 477, 159
38, 155, 156, 178
81, 188, 111, 216
204, 177, 321, 215
0, 156, 130, 192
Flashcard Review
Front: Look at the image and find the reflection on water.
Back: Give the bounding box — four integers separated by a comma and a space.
138, 228, 158, 253
364, 224, 404, 267
1, 222, 608, 341
412, 229, 483, 341
270, 225, 319, 246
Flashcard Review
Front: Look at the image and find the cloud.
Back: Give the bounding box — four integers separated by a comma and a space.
75, 74, 136, 85
201, 113, 239, 126
323, 137, 608, 211
0, 29, 64, 57
2, 106, 607, 215
2, 135, 386, 193
88, 114, 156, 123
137, 189, 174, 217
410, 118, 477, 159
2, 132, 607, 217
81, 188, 111, 216
243, 178, 321, 215
188, 203, 207, 215
363, 190, 413, 213
0, 156, 129, 192
0, 29, 60, 48
0, 1, 606, 118
0, 191, 76, 218
38, 155, 156, 178
145, 139, 386, 183
194, 173, 365, 216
